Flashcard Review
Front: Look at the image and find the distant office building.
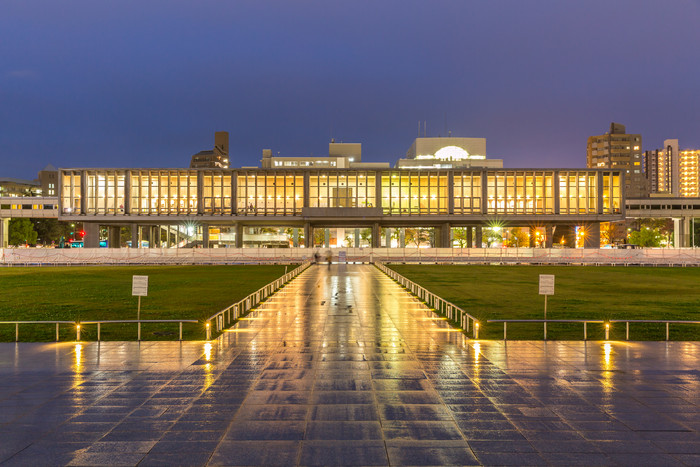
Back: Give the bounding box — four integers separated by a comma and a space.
190, 132, 229, 169
396, 137, 502, 169
646, 139, 700, 197
0, 164, 58, 197
261, 141, 389, 169
38, 164, 58, 196
587, 123, 645, 197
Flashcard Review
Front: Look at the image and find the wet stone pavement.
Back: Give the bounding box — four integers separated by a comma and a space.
0, 264, 699, 466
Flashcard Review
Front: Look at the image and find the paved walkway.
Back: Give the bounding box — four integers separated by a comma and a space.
0, 264, 698, 466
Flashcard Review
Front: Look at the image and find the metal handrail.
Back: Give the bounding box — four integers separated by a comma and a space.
487, 318, 700, 341
205, 261, 312, 339
374, 262, 480, 338
1, 319, 200, 342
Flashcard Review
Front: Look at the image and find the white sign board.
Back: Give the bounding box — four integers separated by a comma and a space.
132, 275, 149, 297
539, 274, 555, 295
337, 250, 347, 263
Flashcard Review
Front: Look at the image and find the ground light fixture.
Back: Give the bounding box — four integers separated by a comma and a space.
205, 321, 211, 340
474, 322, 480, 339
76, 324, 81, 341
605, 322, 610, 340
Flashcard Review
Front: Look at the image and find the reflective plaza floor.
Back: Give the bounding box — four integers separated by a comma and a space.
1, 264, 699, 466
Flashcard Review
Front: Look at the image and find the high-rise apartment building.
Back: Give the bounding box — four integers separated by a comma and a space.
646, 139, 700, 197
587, 123, 646, 197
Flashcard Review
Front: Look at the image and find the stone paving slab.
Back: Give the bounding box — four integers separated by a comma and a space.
0, 264, 698, 466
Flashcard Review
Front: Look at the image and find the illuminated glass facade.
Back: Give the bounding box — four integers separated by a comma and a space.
61, 168, 623, 218
309, 171, 376, 208
236, 173, 303, 216
380, 172, 449, 215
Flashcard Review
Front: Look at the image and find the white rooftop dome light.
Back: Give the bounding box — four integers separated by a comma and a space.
435, 145, 470, 161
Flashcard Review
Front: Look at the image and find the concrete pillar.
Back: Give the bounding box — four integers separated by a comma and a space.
372, 223, 380, 248
529, 227, 537, 248
385, 228, 392, 248
303, 222, 310, 248
399, 228, 406, 248
467, 227, 473, 248
154, 226, 161, 247
0, 218, 9, 248
83, 223, 100, 248
354, 228, 360, 248
292, 228, 299, 248
108, 226, 121, 248
584, 223, 601, 249
324, 228, 330, 248
545, 225, 554, 248
131, 225, 138, 248
202, 224, 209, 248
235, 223, 243, 248
475, 226, 483, 248
674, 217, 691, 248
440, 223, 451, 248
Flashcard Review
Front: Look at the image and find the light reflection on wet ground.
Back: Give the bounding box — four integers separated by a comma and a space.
0, 264, 698, 466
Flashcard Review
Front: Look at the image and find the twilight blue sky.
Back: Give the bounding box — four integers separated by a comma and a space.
2, 0, 699, 179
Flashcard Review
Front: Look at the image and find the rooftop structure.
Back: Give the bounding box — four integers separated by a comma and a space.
397, 137, 502, 169
587, 123, 646, 197
189, 132, 229, 169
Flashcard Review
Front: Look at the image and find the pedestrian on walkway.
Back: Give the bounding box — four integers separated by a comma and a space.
326, 250, 332, 268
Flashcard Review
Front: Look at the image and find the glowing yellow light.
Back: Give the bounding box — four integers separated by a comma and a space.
204, 342, 212, 362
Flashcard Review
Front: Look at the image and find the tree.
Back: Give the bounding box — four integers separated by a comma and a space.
628, 228, 662, 247
9, 218, 38, 246
31, 219, 72, 245
505, 227, 529, 247
405, 228, 429, 247
452, 228, 471, 248
483, 228, 502, 247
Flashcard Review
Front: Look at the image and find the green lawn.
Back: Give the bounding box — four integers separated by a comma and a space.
0, 265, 294, 341
388, 265, 700, 341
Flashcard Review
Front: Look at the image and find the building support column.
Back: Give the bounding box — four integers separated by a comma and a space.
467, 227, 473, 248
324, 228, 330, 248
235, 223, 243, 248
529, 227, 537, 248
202, 224, 209, 248
475, 226, 483, 248
303, 222, 311, 248
440, 223, 451, 248
292, 228, 299, 248
385, 228, 391, 248
0, 217, 9, 248
399, 228, 406, 248
584, 223, 601, 249
545, 225, 554, 248
372, 223, 380, 248
131, 224, 138, 248
108, 226, 121, 248
354, 228, 360, 248
674, 217, 691, 248
84, 223, 100, 248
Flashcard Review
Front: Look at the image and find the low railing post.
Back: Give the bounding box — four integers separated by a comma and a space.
666, 322, 669, 341
138, 321, 141, 341
76, 323, 81, 341
16, 323, 19, 342
584, 322, 587, 340
179, 322, 183, 341
56, 323, 60, 342
97, 323, 101, 341
206, 321, 211, 340
504, 322, 507, 341
474, 322, 479, 339
544, 321, 547, 340
626, 322, 629, 341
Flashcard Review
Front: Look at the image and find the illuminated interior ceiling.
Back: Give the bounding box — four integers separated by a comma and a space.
416, 145, 486, 161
